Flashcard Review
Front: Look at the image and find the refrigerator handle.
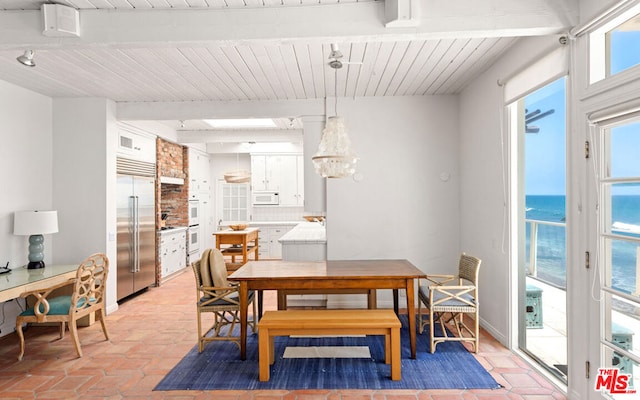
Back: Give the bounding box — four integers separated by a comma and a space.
134, 196, 140, 273
129, 196, 136, 273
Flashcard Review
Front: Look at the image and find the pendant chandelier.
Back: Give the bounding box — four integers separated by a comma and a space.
312, 45, 358, 178
224, 152, 251, 183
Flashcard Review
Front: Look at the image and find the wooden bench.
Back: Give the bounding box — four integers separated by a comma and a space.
257, 309, 402, 382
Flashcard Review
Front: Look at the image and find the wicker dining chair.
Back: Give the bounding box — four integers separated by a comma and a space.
192, 248, 257, 353
16, 253, 110, 361
418, 253, 482, 353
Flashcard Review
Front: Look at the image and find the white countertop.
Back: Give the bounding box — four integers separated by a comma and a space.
249, 221, 301, 226
158, 226, 188, 234
278, 221, 326, 244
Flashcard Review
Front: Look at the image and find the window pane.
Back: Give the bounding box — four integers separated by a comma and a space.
609, 294, 640, 354
603, 183, 640, 234
602, 346, 639, 396
604, 237, 640, 295
608, 122, 640, 178
607, 14, 640, 76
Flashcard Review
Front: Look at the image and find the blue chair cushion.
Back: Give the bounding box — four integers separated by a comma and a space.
20, 296, 72, 316
19, 296, 90, 316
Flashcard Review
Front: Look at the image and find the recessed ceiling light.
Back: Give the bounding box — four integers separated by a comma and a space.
204, 118, 276, 128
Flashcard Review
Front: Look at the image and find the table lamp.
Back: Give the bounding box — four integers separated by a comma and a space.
13, 210, 59, 269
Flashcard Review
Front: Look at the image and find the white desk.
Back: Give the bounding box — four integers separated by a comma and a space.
0, 265, 78, 303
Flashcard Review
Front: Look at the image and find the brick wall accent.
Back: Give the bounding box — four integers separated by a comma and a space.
155, 137, 190, 285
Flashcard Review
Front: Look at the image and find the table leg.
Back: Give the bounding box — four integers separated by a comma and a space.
392, 289, 399, 315
277, 291, 287, 310
406, 279, 417, 359
367, 289, 377, 309
254, 237, 259, 261
242, 238, 248, 264
258, 290, 264, 319
239, 282, 248, 360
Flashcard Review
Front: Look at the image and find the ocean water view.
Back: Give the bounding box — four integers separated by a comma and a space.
526, 194, 640, 294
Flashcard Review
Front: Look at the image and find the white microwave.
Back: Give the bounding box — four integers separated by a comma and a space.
252, 191, 279, 205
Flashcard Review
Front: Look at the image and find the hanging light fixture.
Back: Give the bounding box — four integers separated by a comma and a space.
16, 50, 36, 67
224, 152, 251, 183
312, 45, 358, 179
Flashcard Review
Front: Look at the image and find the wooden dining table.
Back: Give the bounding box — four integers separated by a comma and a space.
228, 259, 426, 360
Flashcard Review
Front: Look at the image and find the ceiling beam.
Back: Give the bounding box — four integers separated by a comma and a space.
177, 129, 303, 144
0, 0, 577, 50
117, 99, 325, 121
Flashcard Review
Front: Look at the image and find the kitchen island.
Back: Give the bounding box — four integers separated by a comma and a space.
213, 227, 259, 273
278, 221, 328, 307
278, 221, 327, 261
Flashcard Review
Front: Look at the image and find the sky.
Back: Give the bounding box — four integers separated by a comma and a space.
524, 77, 566, 195
524, 28, 640, 196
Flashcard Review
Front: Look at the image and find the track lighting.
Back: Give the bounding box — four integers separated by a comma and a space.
17, 50, 36, 67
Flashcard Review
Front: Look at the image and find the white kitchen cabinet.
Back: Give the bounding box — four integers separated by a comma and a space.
189, 148, 211, 199
117, 127, 156, 163
200, 194, 215, 250
251, 155, 268, 191
267, 226, 288, 259
251, 154, 303, 206
159, 228, 187, 278
254, 224, 296, 259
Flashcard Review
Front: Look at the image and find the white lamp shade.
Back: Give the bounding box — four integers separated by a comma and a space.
14, 211, 59, 235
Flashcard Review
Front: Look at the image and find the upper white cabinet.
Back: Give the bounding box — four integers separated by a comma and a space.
189, 148, 211, 199
251, 154, 304, 206
117, 127, 156, 164
251, 155, 269, 191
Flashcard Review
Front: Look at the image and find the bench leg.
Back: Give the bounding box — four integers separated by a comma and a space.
269, 336, 275, 364
259, 328, 270, 381
390, 327, 401, 380
384, 333, 390, 364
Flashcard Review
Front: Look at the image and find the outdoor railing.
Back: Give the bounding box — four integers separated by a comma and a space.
526, 218, 567, 290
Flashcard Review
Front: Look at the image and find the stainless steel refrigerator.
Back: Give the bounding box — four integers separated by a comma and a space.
117, 174, 156, 301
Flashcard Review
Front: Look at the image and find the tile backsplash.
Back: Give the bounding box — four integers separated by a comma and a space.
251, 206, 304, 222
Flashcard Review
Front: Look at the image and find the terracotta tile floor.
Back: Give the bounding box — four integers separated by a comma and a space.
0, 269, 567, 399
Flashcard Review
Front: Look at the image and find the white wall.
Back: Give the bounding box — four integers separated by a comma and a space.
326, 95, 461, 307
458, 35, 565, 343
52, 98, 119, 313
0, 80, 53, 337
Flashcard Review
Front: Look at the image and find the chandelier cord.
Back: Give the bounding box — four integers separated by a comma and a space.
334, 66, 338, 117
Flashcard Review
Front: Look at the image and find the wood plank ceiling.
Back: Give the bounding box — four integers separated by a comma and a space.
0, 0, 571, 140
0, 39, 516, 102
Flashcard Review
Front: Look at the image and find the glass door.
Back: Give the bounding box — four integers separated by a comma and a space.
594, 119, 640, 397
512, 77, 568, 382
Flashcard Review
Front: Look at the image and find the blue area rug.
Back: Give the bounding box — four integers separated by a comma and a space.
155, 315, 501, 390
